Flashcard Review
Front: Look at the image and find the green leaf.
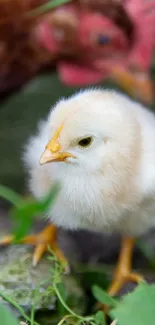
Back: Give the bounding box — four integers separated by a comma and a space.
110, 282, 155, 325
11, 183, 59, 241
11, 199, 40, 241
28, 0, 72, 17
94, 311, 106, 325
92, 285, 118, 308
40, 183, 60, 210
0, 185, 22, 207
0, 304, 18, 325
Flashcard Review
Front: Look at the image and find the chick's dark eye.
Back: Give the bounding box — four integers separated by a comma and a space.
78, 137, 93, 148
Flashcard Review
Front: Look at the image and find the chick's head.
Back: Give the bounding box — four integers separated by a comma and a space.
40, 89, 139, 180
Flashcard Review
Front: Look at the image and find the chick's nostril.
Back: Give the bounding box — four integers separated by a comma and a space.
50, 142, 61, 153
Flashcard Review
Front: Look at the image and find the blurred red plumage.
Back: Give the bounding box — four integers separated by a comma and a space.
0, 0, 155, 103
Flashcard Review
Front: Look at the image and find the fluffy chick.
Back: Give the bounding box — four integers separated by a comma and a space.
26, 89, 155, 237
23, 88, 155, 295
2, 88, 155, 296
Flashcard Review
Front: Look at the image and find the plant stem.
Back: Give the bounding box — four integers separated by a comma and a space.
53, 284, 79, 318
0, 291, 40, 325
57, 314, 75, 325
53, 284, 93, 323
31, 279, 50, 325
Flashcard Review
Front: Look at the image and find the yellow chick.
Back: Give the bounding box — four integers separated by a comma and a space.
1, 88, 155, 296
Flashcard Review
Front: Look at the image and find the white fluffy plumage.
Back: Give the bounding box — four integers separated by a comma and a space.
23, 89, 155, 238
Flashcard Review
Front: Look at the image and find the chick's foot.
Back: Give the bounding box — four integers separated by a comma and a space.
0, 224, 68, 270
108, 237, 144, 296
99, 237, 144, 311
107, 269, 144, 297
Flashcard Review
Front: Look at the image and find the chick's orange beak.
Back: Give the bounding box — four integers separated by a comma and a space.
40, 148, 75, 165
40, 125, 75, 165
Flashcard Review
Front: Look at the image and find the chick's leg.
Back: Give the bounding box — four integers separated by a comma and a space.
0, 224, 68, 268
107, 237, 144, 297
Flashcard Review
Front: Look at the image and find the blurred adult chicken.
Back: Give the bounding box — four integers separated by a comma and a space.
36, 0, 155, 104
1, 88, 155, 297
0, 0, 154, 103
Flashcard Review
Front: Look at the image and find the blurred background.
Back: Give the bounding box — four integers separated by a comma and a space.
1, 0, 155, 268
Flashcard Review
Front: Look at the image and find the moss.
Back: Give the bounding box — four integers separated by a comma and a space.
0, 244, 86, 321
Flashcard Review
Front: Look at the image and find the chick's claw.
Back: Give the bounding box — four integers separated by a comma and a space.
107, 270, 144, 297
0, 224, 69, 271
99, 271, 144, 313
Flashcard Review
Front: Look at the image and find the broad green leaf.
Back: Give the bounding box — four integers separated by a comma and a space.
110, 282, 155, 325
0, 304, 18, 325
92, 285, 118, 308
95, 311, 106, 325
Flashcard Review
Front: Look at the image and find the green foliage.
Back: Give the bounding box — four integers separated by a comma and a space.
0, 183, 59, 241
0, 185, 22, 206
0, 305, 18, 325
0, 252, 97, 325
110, 282, 155, 325
92, 282, 155, 325
94, 311, 106, 325
1, 185, 155, 325
1, 251, 155, 325
92, 285, 118, 308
